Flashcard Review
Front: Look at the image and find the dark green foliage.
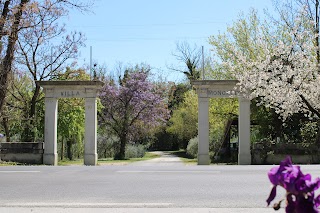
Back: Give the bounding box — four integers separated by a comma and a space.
251, 98, 314, 143
168, 83, 190, 111
150, 128, 179, 151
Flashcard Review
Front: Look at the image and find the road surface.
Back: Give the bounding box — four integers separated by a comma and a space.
1, 152, 319, 212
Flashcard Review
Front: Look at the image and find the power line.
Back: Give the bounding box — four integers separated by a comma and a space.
65, 21, 227, 29
85, 36, 210, 42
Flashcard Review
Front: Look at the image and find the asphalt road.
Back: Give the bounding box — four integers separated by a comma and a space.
1, 152, 320, 212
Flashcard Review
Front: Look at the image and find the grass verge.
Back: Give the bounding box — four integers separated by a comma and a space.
56, 152, 161, 166
98, 152, 160, 165
0, 161, 22, 166
0, 152, 161, 166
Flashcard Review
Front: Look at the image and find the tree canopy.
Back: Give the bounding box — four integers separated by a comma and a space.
99, 68, 169, 159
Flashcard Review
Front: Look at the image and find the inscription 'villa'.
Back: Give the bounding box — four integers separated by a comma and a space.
60, 90, 81, 97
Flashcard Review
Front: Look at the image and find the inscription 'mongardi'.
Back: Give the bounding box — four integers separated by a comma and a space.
207, 89, 236, 97
60, 90, 81, 97
208, 90, 227, 96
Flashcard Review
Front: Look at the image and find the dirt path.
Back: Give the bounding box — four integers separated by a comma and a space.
129, 151, 183, 166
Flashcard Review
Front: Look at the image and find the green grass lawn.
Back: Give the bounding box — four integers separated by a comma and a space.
0, 161, 22, 166
58, 152, 161, 166
0, 151, 199, 166
0, 152, 161, 166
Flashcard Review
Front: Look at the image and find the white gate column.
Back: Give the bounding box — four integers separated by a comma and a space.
38, 81, 104, 166
192, 80, 252, 165
43, 97, 58, 165
238, 97, 251, 165
84, 97, 98, 165
198, 97, 210, 165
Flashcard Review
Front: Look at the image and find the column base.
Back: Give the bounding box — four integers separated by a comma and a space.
84, 153, 97, 166
238, 153, 251, 165
43, 153, 58, 165
198, 154, 210, 165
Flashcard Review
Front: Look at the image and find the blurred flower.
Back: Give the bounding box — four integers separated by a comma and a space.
266, 156, 320, 212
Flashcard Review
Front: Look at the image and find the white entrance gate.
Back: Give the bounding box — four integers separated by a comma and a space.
192, 80, 251, 165
38, 81, 104, 166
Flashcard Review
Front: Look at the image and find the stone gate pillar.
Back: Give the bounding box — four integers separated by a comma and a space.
84, 97, 98, 165
198, 97, 210, 165
238, 97, 251, 165
192, 80, 251, 165
44, 96, 58, 165
38, 81, 104, 166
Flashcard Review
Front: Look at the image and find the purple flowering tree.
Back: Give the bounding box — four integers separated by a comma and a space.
267, 156, 320, 212
99, 70, 169, 160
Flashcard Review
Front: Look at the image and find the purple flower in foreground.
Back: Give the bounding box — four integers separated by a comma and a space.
266, 156, 320, 212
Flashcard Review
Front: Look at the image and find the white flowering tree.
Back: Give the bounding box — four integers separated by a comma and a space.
223, 4, 320, 121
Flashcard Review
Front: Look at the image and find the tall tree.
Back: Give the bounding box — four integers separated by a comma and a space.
171, 42, 202, 82
1, 71, 35, 141
225, 2, 318, 117
218, 1, 320, 142
0, 0, 91, 123
167, 83, 190, 112
209, 9, 265, 79
15, 0, 85, 141
166, 90, 198, 148
99, 67, 169, 160
0, 0, 30, 115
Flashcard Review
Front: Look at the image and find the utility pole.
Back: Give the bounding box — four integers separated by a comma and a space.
202, 46, 205, 80
51, 46, 53, 73
90, 46, 92, 80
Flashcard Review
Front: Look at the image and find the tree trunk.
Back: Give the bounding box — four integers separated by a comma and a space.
315, 120, 320, 145
67, 140, 73, 160
114, 113, 129, 160
60, 139, 64, 160
115, 135, 126, 160
2, 117, 10, 142
0, 0, 30, 114
316, 0, 319, 67
273, 111, 284, 140
22, 84, 41, 142
0, 0, 10, 111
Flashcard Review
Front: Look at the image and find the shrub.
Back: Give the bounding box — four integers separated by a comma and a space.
301, 121, 318, 144
186, 137, 198, 158
97, 135, 119, 158
125, 144, 146, 158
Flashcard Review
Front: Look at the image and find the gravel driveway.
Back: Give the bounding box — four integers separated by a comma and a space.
129, 151, 183, 166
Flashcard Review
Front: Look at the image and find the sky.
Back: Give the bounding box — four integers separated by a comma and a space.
63, 0, 274, 82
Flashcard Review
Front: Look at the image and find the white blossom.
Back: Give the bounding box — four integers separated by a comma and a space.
225, 7, 320, 120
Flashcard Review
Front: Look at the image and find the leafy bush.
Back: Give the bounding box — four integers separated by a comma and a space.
301, 121, 318, 144
125, 144, 146, 158
97, 135, 119, 158
186, 137, 198, 158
